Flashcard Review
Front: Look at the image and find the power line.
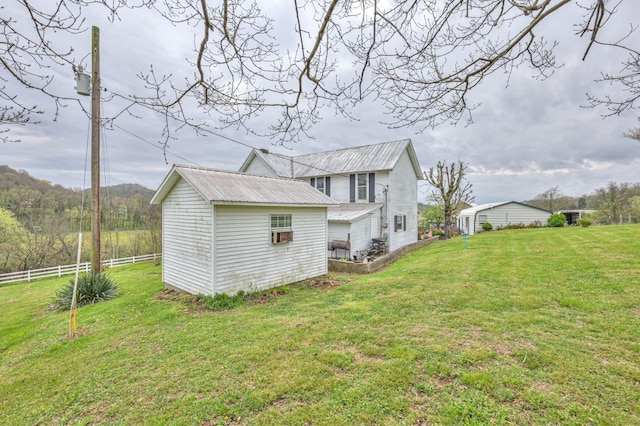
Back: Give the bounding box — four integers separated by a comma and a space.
111, 118, 388, 189
111, 123, 206, 167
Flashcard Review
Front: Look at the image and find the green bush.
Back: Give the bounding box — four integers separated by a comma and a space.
482, 222, 493, 231
548, 213, 567, 227
577, 217, 593, 228
432, 229, 444, 236
56, 272, 121, 309
197, 291, 247, 311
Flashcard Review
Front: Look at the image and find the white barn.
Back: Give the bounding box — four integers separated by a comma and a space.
151, 165, 338, 296
458, 202, 552, 235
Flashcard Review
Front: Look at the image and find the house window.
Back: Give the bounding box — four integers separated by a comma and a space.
479, 214, 488, 224
394, 214, 406, 232
357, 174, 368, 200
350, 173, 375, 202
270, 214, 293, 244
310, 177, 330, 196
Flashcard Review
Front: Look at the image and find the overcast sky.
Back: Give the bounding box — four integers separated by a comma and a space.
2, 2, 639, 205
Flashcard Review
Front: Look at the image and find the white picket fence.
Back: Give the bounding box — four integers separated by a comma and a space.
0, 253, 162, 285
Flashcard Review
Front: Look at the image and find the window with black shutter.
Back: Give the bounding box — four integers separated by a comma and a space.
394, 215, 406, 232
350, 174, 356, 202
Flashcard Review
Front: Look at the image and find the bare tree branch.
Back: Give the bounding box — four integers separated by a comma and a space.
424, 159, 474, 238
1, 0, 638, 144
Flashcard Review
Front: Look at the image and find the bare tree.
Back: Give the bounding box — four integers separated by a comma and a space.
535, 186, 563, 212
624, 126, 640, 141
424, 160, 474, 239
2, 1, 639, 144
592, 181, 633, 224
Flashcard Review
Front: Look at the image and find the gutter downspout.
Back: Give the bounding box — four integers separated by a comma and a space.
382, 185, 389, 240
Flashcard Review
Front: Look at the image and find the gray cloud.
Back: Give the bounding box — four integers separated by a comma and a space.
2, 2, 639, 205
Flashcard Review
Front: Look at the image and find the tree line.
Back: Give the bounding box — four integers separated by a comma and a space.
421, 165, 640, 233
0, 166, 160, 273
527, 183, 640, 225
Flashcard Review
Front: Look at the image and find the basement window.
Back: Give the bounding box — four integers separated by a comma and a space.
270, 214, 293, 244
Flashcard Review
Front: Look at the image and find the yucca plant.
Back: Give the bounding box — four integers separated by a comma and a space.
56, 272, 121, 309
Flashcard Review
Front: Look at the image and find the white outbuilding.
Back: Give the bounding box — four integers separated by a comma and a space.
151, 165, 338, 296
458, 201, 552, 235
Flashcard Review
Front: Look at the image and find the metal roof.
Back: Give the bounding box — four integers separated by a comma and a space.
328, 203, 382, 223
151, 165, 339, 206
459, 201, 551, 215
249, 149, 294, 177
242, 139, 422, 179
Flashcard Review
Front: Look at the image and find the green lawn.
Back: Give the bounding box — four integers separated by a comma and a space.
1, 225, 639, 425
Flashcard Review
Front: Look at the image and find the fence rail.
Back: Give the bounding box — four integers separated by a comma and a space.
0, 254, 162, 285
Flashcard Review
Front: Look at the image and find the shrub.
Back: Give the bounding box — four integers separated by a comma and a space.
432, 229, 444, 236
482, 222, 493, 231
548, 213, 567, 227
197, 291, 247, 311
56, 272, 121, 309
577, 217, 593, 228
502, 222, 524, 230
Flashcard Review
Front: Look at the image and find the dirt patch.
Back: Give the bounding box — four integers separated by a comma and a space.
156, 288, 196, 302
299, 276, 350, 290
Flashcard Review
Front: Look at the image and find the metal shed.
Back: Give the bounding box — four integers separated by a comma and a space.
458, 201, 552, 235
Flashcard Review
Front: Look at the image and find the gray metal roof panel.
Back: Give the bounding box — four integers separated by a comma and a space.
460, 201, 551, 215
293, 139, 411, 177
253, 139, 422, 179
252, 149, 295, 177
328, 203, 383, 223
154, 165, 338, 206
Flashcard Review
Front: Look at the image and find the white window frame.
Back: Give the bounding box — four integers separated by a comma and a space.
270, 214, 293, 244
357, 173, 368, 201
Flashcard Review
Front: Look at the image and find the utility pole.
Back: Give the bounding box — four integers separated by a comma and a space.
91, 26, 101, 274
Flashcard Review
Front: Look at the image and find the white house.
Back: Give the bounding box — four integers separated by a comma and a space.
239, 139, 423, 256
458, 202, 552, 235
151, 165, 338, 296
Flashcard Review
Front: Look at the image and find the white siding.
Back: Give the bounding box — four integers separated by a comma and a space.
462, 203, 552, 235
386, 151, 418, 251
243, 157, 280, 177
328, 222, 350, 242
350, 215, 373, 255
322, 174, 351, 203
161, 178, 213, 295
327, 212, 382, 259
244, 144, 420, 255
214, 206, 328, 295
327, 222, 352, 259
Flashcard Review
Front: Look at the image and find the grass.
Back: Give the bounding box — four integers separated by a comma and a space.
1, 225, 639, 425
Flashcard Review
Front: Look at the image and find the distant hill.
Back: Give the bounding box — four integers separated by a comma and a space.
0, 165, 159, 231
0, 165, 154, 197
85, 183, 155, 198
